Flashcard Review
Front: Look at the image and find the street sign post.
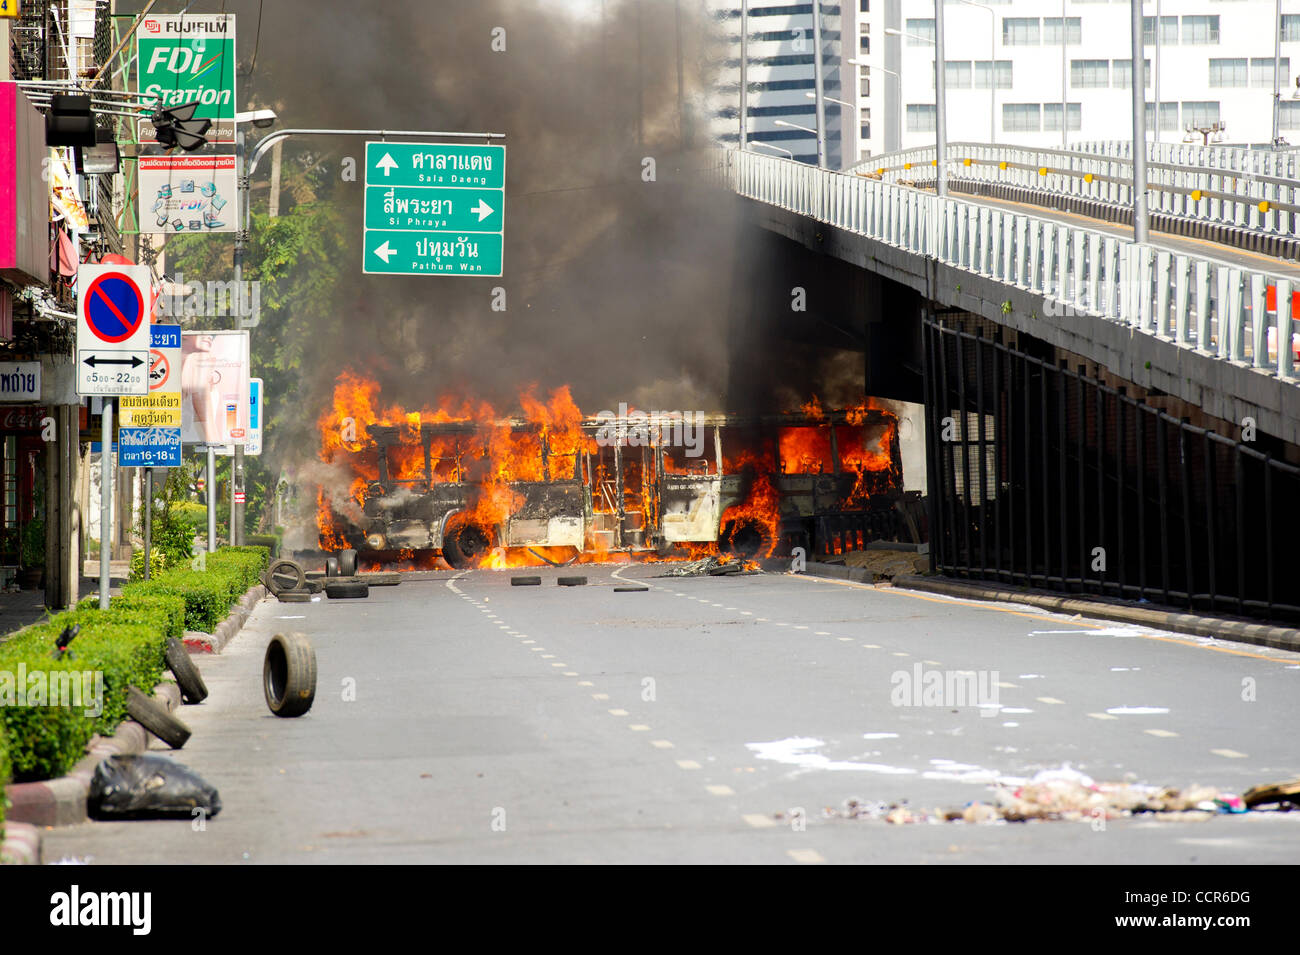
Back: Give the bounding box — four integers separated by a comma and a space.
135, 13, 237, 145
77, 263, 151, 396
362, 142, 505, 277
120, 324, 182, 467
246, 377, 263, 456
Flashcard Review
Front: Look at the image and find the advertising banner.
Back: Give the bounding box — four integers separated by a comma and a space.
181, 330, 249, 448
138, 155, 236, 235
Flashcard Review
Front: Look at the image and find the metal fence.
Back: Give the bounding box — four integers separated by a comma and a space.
850, 141, 1300, 238
923, 316, 1300, 622
723, 147, 1300, 381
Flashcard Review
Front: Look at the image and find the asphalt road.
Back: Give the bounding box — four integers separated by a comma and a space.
44, 566, 1300, 864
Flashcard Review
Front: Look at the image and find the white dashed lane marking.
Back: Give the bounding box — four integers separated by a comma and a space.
706, 785, 735, 797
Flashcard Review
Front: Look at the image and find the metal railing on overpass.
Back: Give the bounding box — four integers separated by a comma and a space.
848, 141, 1300, 241
721, 147, 1300, 382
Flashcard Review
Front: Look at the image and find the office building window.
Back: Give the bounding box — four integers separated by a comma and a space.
1112, 58, 1151, 89
1142, 16, 1179, 46
1002, 103, 1041, 131
1281, 101, 1300, 129
1209, 58, 1248, 87
1071, 59, 1109, 88
935, 60, 973, 89
1251, 57, 1289, 87
860, 0, 870, 11
860, 74, 870, 97
1181, 15, 1220, 45
1145, 102, 1180, 131
1003, 17, 1039, 46
907, 104, 937, 132
1182, 101, 1221, 128
974, 60, 1013, 89
905, 18, 936, 46
1043, 17, 1082, 46
1283, 14, 1300, 43
1043, 103, 1083, 132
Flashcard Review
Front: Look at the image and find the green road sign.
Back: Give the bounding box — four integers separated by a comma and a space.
136, 14, 237, 144
362, 141, 506, 277
364, 185, 503, 233
363, 231, 503, 276
364, 142, 505, 189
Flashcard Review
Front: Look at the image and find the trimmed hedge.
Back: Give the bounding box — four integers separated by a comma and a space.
0, 719, 9, 842
119, 546, 268, 632
0, 546, 266, 785
0, 615, 165, 782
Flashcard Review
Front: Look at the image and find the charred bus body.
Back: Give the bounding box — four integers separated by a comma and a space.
322, 409, 907, 566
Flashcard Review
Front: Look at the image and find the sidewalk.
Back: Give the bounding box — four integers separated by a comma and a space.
0, 574, 121, 639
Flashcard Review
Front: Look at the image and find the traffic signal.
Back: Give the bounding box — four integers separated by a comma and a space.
151, 101, 212, 152
45, 94, 96, 147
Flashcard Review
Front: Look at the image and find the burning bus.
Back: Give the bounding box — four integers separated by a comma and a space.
316, 373, 908, 567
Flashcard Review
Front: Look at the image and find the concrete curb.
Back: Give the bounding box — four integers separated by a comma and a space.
4, 682, 183, 828
0, 822, 42, 865
182, 583, 268, 654
805, 560, 874, 584
889, 575, 1300, 654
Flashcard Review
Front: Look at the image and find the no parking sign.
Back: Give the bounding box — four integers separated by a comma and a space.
77, 263, 152, 396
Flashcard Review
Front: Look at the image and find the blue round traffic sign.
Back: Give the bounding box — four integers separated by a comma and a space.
85, 272, 145, 344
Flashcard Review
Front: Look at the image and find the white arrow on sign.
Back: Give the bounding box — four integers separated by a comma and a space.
372, 241, 396, 263
376, 153, 399, 177
472, 199, 495, 222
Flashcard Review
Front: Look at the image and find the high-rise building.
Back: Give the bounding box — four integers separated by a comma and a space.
844, 0, 1299, 162
714, 1, 845, 166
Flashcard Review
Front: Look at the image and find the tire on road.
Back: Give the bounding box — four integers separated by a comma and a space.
165, 636, 208, 704
277, 592, 312, 603
511, 576, 542, 587
557, 576, 588, 587
614, 585, 649, 592
263, 631, 317, 718
358, 572, 401, 586
265, 558, 306, 595
325, 581, 369, 599
338, 548, 358, 577
126, 685, 191, 749
324, 556, 340, 577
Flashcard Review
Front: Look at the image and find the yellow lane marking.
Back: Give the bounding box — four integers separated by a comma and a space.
592, 693, 609, 701
1088, 713, 1118, 720
629, 724, 651, 732
563, 671, 578, 676
1211, 748, 1248, 759
577, 680, 593, 686
706, 785, 735, 796
608, 708, 629, 716
676, 760, 702, 770
651, 740, 675, 749
1036, 697, 1066, 705
1145, 729, 1180, 738
743, 814, 778, 828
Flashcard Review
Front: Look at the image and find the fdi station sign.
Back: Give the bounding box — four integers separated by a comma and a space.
136, 13, 237, 145
362, 142, 505, 277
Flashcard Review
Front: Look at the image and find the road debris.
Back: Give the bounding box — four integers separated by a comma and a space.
812, 767, 1283, 825
656, 556, 758, 577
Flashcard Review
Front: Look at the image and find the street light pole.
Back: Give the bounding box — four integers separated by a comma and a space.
1273, 0, 1284, 147
739, 0, 748, 149
1131, 0, 1150, 244
935, 0, 949, 196
848, 57, 902, 154
811, 0, 827, 167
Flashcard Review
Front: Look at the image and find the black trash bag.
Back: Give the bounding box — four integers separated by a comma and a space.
88, 754, 222, 821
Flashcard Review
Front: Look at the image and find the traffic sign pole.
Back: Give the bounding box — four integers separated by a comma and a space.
99, 400, 112, 609
144, 467, 152, 581
207, 447, 217, 554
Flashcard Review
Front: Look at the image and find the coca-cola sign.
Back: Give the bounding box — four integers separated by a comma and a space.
0, 406, 47, 431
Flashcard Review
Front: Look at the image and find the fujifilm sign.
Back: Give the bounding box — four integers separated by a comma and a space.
136, 14, 236, 145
